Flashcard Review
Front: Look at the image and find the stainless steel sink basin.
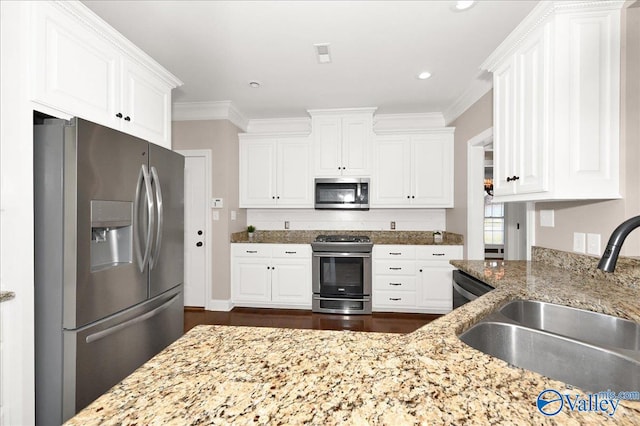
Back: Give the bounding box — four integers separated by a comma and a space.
500, 300, 640, 351
458, 299, 640, 393
459, 321, 640, 393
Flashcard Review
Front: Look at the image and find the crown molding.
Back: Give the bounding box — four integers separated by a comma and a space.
53, 1, 183, 88
373, 113, 445, 133
442, 79, 493, 125
307, 107, 378, 116
172, 101, 249, 131
245, 117, 311, 134
375, 127, 455, 136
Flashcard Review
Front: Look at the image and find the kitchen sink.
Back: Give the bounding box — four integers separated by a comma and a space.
500, 300, 640, 351
458, 300, 640, 393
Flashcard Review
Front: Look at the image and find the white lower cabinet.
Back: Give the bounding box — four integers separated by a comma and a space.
231, 244, 311, 308
373, 245, 462, 313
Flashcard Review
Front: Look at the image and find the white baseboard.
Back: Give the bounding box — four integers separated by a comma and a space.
207, 299, 233, 312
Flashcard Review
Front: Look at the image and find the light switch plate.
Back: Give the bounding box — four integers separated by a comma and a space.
573, 232, 586, 253
211, 198, 223, 208
540, 210, 555, 227
587, 233, 601, 255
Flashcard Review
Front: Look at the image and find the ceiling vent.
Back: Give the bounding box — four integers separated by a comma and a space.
314, 43, 332, 64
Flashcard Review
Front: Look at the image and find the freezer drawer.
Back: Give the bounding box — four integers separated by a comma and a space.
59, 286, 183, 423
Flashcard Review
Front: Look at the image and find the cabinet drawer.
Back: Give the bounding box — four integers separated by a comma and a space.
373, 245, 416, 259
232, 244, 272, 258
272, 245, 310, 258
374, 276, 416, 291
373, 290, 416, 307
374, 260, 415, 275
416, 245, 463, 260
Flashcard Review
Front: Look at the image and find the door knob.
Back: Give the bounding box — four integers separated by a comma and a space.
196, 242, 203, 247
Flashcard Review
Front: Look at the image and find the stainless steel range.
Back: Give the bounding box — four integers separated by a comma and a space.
311, 235, 373, 314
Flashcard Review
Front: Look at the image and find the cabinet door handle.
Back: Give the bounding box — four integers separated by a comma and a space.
115, 112, 123, 118
412, 195, 415, 199
407, 195, 410, 199
389, 282, 402, 286
389, 267, 402, 270
389, 252, 402, 255
246, 250, 258, 254
432, 253, 445, 256
285, 251, 297, 254
506, 175, 520, 182
124, 116, 131, 121
419, 269, 423, 272
389, 298, 401, 301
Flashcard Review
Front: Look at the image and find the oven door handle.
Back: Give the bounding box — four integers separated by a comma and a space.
312, 252, 371, 258
313, 295, 371, 302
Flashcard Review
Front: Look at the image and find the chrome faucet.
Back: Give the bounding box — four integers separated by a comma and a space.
598, 215, 640, 272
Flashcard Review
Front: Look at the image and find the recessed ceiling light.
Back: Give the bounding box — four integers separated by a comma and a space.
455, 1, 476, 11
417, 71, 432, 80
248, 81, 261, 88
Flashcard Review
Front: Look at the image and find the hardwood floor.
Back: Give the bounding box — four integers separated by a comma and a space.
184, 307, 441, 334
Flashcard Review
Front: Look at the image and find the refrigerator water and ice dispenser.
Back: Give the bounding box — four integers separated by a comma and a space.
90, 200, 133, 272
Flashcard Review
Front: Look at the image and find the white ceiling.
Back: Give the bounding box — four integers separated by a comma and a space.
82, 0, 538, 121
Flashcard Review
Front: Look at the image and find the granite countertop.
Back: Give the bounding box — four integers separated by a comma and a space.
231, 230, 463, 246
0, 291, 15, 303
67, 248, 640, 425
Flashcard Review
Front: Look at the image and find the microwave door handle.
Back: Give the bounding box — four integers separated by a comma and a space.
357, 184, 361, 200
149, 166, 163, 270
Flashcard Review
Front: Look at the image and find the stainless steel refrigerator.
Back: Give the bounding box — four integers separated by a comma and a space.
34, 117, 185, 425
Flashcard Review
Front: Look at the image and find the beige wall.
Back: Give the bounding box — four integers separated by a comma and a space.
172, 120, 246, 301
535, 3, 640, 256
446, 90, 494, 257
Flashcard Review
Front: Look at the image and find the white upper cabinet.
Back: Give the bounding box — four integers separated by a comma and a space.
483, 1, 622, 202
372, 130, 454, 208
310, 108, 376, 177
239, 134, 313, 208
31, 1, 181, 148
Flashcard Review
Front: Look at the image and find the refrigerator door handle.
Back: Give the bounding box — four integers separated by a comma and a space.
85, 294, 180, 344
149, 166, 163, 270
133, 164, 155, 272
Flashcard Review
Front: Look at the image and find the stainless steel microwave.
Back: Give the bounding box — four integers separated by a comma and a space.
314, 178, 370, 210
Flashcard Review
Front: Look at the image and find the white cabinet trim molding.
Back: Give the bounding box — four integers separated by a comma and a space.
481, 0, 625, 72
373, 112, 445, 131
245, 117, 312, 134
54, 0, 182, 88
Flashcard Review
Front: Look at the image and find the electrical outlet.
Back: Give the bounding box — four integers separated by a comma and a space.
573, 232, 586, 253
390, 221, 396, 230
587, 233, 601, 255
213, 211, 220, 221
230, 210, 237, 221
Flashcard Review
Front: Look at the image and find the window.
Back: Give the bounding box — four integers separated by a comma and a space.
484, 202, 504, 245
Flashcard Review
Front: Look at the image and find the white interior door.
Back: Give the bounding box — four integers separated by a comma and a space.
178, 150, 211, 308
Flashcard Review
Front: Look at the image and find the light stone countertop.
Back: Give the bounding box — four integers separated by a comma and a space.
66, 249, 640, 425
231, 230, 463, 246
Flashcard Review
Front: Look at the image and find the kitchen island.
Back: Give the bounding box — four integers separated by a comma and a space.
66, 248, 640, 425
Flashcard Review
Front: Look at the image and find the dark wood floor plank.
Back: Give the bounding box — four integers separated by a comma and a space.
184, 307, 440, 334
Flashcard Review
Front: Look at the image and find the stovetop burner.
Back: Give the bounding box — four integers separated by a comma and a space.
314, 234, 371, 243
311, 234, 373, 253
